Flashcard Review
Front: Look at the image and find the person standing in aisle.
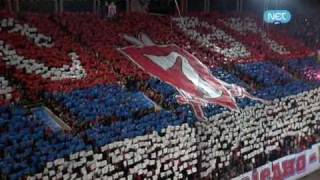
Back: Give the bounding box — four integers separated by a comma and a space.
104, 1, 109, 18
108, 1, 117, 18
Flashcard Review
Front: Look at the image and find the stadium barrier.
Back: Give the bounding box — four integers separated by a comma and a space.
233, 142, 320, 180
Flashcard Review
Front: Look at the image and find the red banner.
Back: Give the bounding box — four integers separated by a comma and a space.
120, 42, 266, 120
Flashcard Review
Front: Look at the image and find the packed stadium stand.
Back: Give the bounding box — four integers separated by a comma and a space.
1, 0, 320, 179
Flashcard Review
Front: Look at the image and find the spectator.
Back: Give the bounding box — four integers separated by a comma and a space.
104, 1, 109, 18
108, 2, 117, 18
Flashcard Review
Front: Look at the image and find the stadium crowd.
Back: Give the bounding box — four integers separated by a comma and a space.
1, 8, 320, 180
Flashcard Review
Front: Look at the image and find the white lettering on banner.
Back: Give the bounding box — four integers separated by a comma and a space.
233, 143, 320, 180
222, 17, 289, 55
0, 18, 87, 80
